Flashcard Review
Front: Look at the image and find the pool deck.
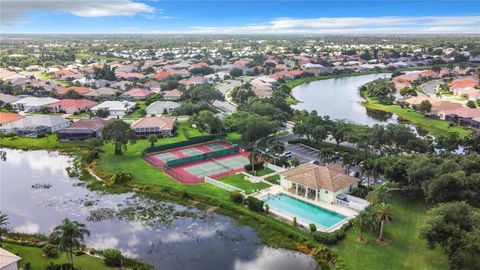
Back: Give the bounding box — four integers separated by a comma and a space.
255, 185, 358, 232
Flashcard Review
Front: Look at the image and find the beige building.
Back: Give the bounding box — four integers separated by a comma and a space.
280, 163, 359, 204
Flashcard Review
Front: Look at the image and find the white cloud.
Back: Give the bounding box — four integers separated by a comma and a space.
187, 16, 480, 34
1, 0, 155, 26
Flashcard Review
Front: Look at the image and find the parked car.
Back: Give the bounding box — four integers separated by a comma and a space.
281, 151, 292, 158
349, 171, 360, 177
308, 160, 320, 165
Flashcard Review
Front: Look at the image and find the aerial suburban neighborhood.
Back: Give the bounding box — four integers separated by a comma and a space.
1, 1, 480, 270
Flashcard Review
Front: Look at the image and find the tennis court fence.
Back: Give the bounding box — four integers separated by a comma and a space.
142, 134, 227, 155
166, 146, 239, 167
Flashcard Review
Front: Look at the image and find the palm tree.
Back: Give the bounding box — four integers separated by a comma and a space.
318, 147, 335, 165
366, 183, 391, 205
0, 212, 8, 247
147, 134, 158, 147
341, 152, 353, 174
271, 141, 285, 165
374, 203, 392, 242
360, 160, 372, 187
248, 149, 259, 173
51, 219, 90, 268
352, 211, 370, 243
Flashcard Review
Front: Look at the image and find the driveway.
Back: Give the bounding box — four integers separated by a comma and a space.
214, 80, 242, 114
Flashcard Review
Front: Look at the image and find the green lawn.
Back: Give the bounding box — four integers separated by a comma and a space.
3, 243, 113, 270
123, 101, 147, 119
36, 72, 71, 86
335, 195, 448, 270
0, 134, 86, 150
363, 101, 470, 138
265, 174, 280, 184
218, 174, 270, 194
67, 111, 92, 119
248, 167, 274, 176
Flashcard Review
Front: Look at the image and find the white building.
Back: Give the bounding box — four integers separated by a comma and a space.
0, 248, 21, 270
146, 101, 181, 116
12, 97, 59, 112
0, 115, 70, 137
90, 100, 137, 117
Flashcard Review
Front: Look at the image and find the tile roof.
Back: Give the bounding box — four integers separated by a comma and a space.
0, 112, 23, 125
57, 86, 91, 95
60, 117, 111, 132
49, 99, 97, 109
124, 88, 153, 97
131, 116, 174, 130
162, 89, 182, 98
280, 163, 358, 192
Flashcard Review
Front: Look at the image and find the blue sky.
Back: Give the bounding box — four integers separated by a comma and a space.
1, 1, 479, 34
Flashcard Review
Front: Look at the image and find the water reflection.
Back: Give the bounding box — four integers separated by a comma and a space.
292, 73, 395, 125
0, 149, 318, 270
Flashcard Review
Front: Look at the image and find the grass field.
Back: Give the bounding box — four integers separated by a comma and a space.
3, 242, 113, 270
0, 134, 86, 150
335, 195, 448, 270
123, 101, 147, 119
248, 167, 274, 176
219, 174, 270, 194
265, 174, 280, 184
363, 101, 470, 138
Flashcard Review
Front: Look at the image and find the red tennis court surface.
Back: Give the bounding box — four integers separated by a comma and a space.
144, 141, 234, 167
165, 151, 249, 184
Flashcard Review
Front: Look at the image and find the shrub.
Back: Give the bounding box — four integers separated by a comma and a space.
313, 228, 346, 244
102, 248, 123, 267
244, 162, 264, 171
293, 217, 297, 226
309, 223, 317, 232
24, 262, 31, 270
265, 204, 270, 214
111, 171, 133, 185
229, 191, 244, 204
42, 243, 59, 258
245, 196, 264, 212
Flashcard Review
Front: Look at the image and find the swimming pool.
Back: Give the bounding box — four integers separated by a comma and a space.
263, 193, 347, 230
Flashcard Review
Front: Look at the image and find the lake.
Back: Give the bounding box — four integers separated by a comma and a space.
292, 73, 396, 125
0, 149, 318, 270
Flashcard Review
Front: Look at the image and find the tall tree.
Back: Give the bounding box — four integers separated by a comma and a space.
102, 120, 137, 155
352, 210, 370, 243
0, 212, 8, 247
51, 219, 90, 269
374, 203, 392, 242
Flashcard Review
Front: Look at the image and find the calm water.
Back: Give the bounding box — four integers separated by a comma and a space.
264, 193, 346, 230
292, 73, 396, 125
0, 149, 318, 270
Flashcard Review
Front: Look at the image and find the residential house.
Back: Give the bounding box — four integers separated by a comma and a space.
429, 101, 463, 119
131, 116, 175, 137
179, 76, 208, 86
12, 97, 59, 112
0, 248, 21, 270
57, 118, 111, 140
90, 100, 137, 117
0, 115, 70, 137
48, 99, 98, 114
250, 76, 278, 98
161, 89, 182, 101
0, 93, 21, 104
146, 101, 181, 115
119, 88, 153, 100
279, 163, 359, 204
0, 112, 23, 126
56, 86, 92, 96
83, 87, 117, 99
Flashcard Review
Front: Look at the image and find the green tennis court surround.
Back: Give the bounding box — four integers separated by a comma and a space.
166, 146, 239, 167
142, 134, 227, 155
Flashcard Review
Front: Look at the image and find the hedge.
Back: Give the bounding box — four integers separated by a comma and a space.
142, 134, 227, 155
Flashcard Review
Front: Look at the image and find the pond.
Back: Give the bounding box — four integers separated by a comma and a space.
0, 149, 318, 270
292, 73, 396, 125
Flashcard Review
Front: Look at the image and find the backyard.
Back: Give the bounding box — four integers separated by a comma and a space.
335, 194, 448, 270
218, 174, 271, 194
3, 242, 114, 270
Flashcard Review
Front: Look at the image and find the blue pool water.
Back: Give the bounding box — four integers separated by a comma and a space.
264, 193, 347, 230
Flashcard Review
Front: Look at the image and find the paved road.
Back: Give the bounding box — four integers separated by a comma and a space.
422, 79, 442, 96
214, 80, 242, 114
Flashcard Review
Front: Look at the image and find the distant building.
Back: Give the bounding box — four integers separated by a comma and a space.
119, 88, 153, 100
161, 89, 182, 101
146, 101, 181, 115
0, 248, 21, 270
49, 99, 98, 114
83, 87, 117, 99
90, 100, 136, 117
250, 76, 278, 98
57, 118, 111, 140
131, 116, 175, 137
0, 112, 23, 126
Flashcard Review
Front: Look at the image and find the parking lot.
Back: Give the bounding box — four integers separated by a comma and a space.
285, 142, 319, 164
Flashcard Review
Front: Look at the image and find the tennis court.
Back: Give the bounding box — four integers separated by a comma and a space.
183, 155, 249, 178
205, 142, 228, 151
180, 147, 204, 156
153, 152, 179, 162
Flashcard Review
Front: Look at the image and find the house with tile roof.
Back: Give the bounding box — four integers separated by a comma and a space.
90, 100, 136, 117
0, 115, 69, 137
161, 89, 182, 101
57, 86, 92, 96
131, 116, 175, 137
0, 112, 23, 126
57, 117, 111, 140
83, 87, 117, 99
280, 163, 359, 204
119, 88, 153, 100
146, 101, 181, 115
48, 99, 98, 114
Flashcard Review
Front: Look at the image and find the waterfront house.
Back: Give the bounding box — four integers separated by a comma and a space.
279, 163, 359, 204
0, 115, 70, 137
146, 101, 181, 115
57, 117, 111, 140
131, 116, 174, 137
90, 100, 137, 117
0, 248, 21, 270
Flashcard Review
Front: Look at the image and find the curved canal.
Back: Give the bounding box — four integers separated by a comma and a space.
292, 73, 395, 125
0, 149, 318, 270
